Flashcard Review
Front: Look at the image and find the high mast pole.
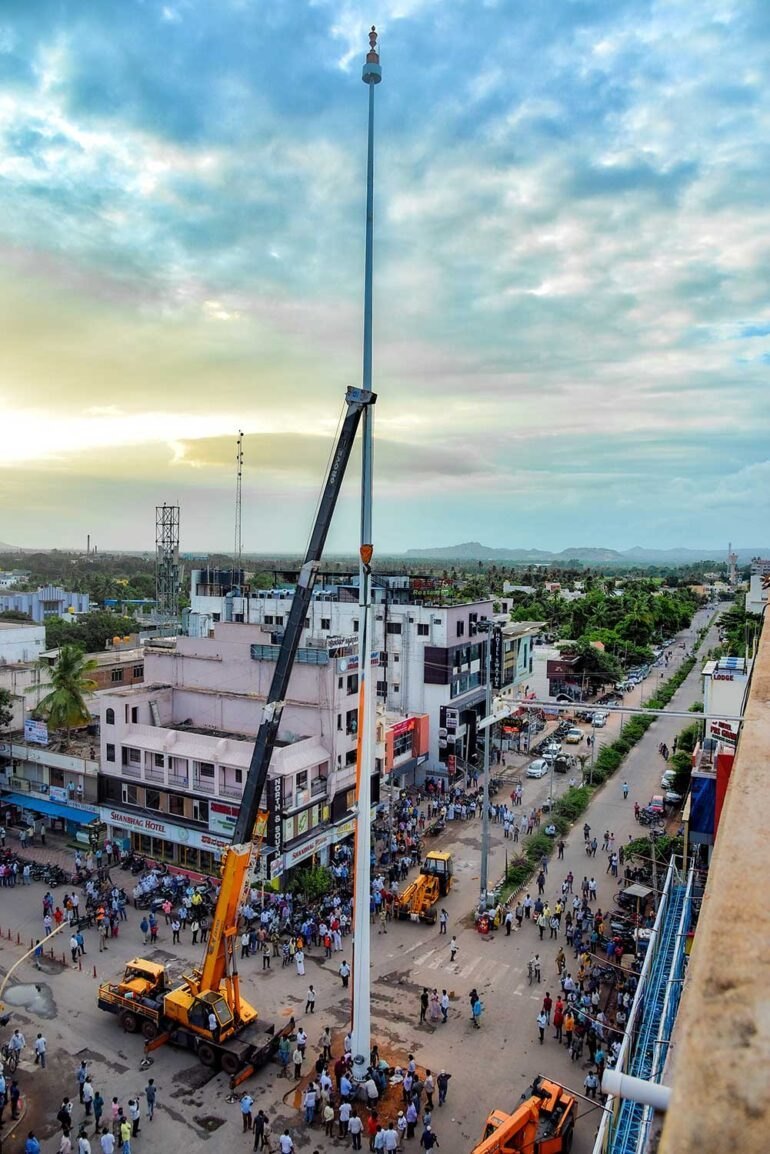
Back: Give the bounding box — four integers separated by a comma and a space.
350, 24, 381, 1084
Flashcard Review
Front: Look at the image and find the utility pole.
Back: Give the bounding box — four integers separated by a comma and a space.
350, 24, 381, 1085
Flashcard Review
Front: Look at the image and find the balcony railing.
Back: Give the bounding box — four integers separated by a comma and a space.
168, 771, 189, 787
193, 775, 215, 794
144, 767, 165, 783
122, 763, 142, 779
311, 778, 328, 799
219, 782, 243, 799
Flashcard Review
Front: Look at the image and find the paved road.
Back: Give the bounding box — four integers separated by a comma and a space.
0, 607, 719, 1154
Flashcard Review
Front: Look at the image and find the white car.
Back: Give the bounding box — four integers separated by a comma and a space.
542, 740, 562, 754
564, 727, 584, 744
526, 759, 550, 778
661, 771, 676, 788
592, 713, 608, 727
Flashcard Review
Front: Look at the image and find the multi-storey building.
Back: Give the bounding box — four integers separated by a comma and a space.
187, 571, 537, 769
0, 586, 90, 623
96, 622, 428, 880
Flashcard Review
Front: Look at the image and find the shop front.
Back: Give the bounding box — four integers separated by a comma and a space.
1, 790, 99, 840
97, 805, 230, 877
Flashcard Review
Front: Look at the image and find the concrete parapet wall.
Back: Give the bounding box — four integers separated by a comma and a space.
659, 618, 770, 1153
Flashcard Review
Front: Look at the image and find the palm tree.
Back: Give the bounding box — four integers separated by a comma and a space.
32, 645, 98, 740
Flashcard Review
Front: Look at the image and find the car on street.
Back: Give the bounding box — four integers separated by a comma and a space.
661, 770, 676, 788
665, 789, 683, 805
542, 739, 562, 754
592, 712, 608, 727
564, 727, 584, 743
647, 794, 665, 815
526, 759, 550, 778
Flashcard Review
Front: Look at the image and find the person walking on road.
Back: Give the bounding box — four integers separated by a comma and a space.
305, 985, 316, 1014
34, 1033, 47, 1068
449, 937, 458, 963
537, 1010, 547, 1044
438, 909, 448, 935
339, 960, 351, 988
419, 989, 429, 1024
622, 781, 629, 799
144, 1081, 156, 1122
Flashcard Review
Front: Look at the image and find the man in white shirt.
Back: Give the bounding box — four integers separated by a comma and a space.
278, 1129, 294, 1154
338, 1101, 352, 1139
34, 1034, 47, 1069
8, 1030, 25, 1054
100, 1130, 115, 1154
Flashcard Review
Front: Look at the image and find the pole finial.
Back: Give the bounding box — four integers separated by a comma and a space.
363, 23, 382, 83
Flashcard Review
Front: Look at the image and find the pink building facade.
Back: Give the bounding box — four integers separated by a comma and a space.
96, 623, 404, 878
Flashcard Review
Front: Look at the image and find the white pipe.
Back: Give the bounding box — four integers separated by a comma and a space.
601, 1069, 672, 1111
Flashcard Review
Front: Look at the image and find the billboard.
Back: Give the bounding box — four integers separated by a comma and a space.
24, 719, 49, 745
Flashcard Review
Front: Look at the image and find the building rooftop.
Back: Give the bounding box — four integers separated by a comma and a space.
0, 621, 41, 631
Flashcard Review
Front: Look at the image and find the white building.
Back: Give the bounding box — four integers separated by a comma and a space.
187, 570, 538, 769
745, 558, 770, 616
701, 656, 751, 747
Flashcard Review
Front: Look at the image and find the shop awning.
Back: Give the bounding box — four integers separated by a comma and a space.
1, 792, 98, 825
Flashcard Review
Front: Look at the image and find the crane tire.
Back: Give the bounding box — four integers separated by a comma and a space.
120, 1011, 139, 1034
142, 1020, 158, 1040
197, 1043, 218, 1068
220, 1051, 240, 1077
562, 1121, 574, 1153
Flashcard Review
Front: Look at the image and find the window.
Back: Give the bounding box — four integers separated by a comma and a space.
321, 618, 331, 630
338, 676, 343, 690
417, 623, 429, 636
393, 730, 413, 759
111, 669, 124, 683
168, 794, 185, 816
122, 747, 140, 765
106, 744, 115, 763
131, 707, 138, 723
353, 620, 359, 632
105, 708, 115, 725
386, 622, 402, 635
122, 784, 138, 805
346, 708, 358, 735
196, 761, 215, 778
234, 768, 243, 784
154, 753, 164, 768
345, 749, 357, 767
376, 680, 387, 696
133, 665, 144, 678
393, 653, 399, 663
145, 789, 161, 811
337, 713, 342, 731
212, 613, 220, 622
275, 615, 284, 626
392, 683, 400, 693
346, 674, 358, 695
456, 621, 465, 637
192, 799, 209, 824
264, 615, 274, 625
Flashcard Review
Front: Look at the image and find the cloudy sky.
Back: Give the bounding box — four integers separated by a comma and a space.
2, 0, 769, 554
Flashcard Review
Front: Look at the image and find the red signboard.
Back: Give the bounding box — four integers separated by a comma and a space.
391, 717, 416, 738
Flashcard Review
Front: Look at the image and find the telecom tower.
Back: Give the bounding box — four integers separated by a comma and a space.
155, 503, 181, 623
727, 541, 738, 585
234, 431, 244, 579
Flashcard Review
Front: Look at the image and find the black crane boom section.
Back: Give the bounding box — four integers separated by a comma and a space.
233, 386, 375, 846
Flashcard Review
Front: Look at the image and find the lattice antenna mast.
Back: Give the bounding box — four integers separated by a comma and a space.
155, 503, 181, 623
235, 431, 244, 578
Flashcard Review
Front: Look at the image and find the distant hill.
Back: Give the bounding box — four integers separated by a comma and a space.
403, 542, 768, 564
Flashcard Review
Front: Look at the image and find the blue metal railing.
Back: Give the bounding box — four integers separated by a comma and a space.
609, 872, 689, 1153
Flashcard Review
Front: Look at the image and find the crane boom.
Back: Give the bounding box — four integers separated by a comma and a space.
234, 385, 375, 843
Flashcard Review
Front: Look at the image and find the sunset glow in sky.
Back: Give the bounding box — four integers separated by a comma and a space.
2, 1, 770, 552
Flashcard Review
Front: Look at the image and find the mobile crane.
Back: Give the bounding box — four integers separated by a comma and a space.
471, 1076, 578, 1154
98, 385, 375, 1081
